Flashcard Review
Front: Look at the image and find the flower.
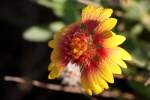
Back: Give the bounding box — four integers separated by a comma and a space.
48, 5, 132, 95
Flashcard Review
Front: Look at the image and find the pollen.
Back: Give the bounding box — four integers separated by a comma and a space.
70, 32, 88, 59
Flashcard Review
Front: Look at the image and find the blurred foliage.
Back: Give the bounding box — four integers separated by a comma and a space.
22, 0, 150, 99
49, 21, 65, 32
128, 80, 150, 99
23, 26, 51, 42
36, 0, 80, 22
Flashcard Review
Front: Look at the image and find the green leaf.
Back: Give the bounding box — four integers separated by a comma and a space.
62, 0, 80, 22
36, 0, 66, 17
23, 26, 51, 42
36, 0, 80, 23
35, 0, 53, 9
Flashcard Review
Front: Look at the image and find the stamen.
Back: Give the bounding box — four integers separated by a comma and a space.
70, 32, 88, 59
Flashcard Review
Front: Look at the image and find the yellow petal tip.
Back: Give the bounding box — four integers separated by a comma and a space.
96, 18, 117, 33
48, 40, 55, 48
102, 35, 126, 48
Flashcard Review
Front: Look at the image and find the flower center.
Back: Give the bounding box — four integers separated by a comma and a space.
70, 32, 88, 59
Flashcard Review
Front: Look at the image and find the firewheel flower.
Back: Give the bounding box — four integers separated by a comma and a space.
48, 5, 132, 95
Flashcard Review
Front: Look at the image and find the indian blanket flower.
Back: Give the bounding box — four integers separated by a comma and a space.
48, 5, 132, 95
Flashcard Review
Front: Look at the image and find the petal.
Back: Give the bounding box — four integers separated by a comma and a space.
81, 65, 105, 95
81, 74, 100, 94
48, 63, 64, 79
112, 47, 132, 61
82, 5, 113, 22
48, 26, 68, 48
48, 32, 62, 48
102, 47, 131, 68
91, 73, 105, 94
54, 28, 65, 40
82, 5, 103, 22
85, 89, 92, 96
107, 59, 122, 74
109, 55, 127, 68
96, 18, 117, 33
88, 8, 103, 21
96, 75, 109, 89
98, 48, 127, 69
111, 64, 122, 74
101, 35, 126, 48
48, 40, 55, 48
100, 31, 116, 38
117, 47, 132, 61
94, 31, 116, 44
97, 8, 113, 22
50, 49, 59, 63
98, 61, 114, 83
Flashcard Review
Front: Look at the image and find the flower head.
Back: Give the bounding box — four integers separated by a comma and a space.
48, 5, 132, 95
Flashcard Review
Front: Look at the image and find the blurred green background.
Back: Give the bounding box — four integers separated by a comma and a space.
0, 0, 150, 100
